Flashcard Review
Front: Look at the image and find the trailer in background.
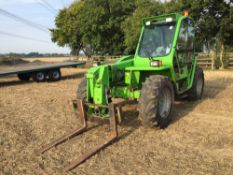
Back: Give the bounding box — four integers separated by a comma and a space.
0, 61, 86, 82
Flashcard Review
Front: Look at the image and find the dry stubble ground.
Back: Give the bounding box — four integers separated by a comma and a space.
0, 68, 233, 175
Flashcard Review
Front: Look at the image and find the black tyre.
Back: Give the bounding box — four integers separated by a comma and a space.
187, 66, 204, 101
18, 73, 30, 81
77, 78, 86, 100
48, 69, 61, 81
32, 72, 46, 82
138, 75, 174, 129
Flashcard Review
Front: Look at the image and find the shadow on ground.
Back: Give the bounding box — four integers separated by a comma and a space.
171, 76, 233, 124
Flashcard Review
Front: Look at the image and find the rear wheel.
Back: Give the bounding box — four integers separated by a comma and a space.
33, 72, 46, 82
48, 69, 61, 81
18, 73, 30, 81
138, 75, 174, 129
187, 66, 204, 101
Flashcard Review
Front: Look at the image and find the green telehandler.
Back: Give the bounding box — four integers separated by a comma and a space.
39, 12, 204, 171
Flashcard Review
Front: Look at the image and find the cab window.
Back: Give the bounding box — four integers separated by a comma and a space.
177, 18, 194, 51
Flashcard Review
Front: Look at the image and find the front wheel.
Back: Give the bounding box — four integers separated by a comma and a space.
138, 75, 174, 129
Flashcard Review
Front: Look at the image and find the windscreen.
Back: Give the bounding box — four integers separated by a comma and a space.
138, 21, 176, 58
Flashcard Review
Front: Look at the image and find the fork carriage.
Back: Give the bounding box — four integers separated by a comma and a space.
39, 99, 136, 171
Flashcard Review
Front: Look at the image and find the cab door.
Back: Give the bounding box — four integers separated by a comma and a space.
175, 18, 195, 90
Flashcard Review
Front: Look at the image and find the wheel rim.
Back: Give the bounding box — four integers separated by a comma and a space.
36, 73, 44, 81
52, 71, 60, 79
158, 87, 172, 118
196, 75, 203, 96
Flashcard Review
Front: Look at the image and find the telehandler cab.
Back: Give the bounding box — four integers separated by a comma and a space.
39, 12, 204, 171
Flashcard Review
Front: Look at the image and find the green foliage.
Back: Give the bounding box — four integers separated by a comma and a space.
51, 0, 135, 56
51, 1, 84, 54
217, 4, 233, 45
79, 0, 135, 55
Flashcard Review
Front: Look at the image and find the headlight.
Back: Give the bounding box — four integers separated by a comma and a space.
150, 60, 162, 67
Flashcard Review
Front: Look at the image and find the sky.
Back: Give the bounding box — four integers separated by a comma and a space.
0, 0, 74, 54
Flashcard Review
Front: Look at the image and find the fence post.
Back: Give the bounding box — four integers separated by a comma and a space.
225, 52, 229, 69
210, 50, 216, 70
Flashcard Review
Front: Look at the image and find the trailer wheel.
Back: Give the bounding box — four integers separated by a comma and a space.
76, 78, 86, 100
33, 72, 46, 82
138, 75, 174, 129
48, 69, 61, 81
18, 73, 31, 81
187, 66, 204, 101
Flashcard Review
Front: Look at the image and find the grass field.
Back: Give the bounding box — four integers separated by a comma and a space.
0, 68, 233, 175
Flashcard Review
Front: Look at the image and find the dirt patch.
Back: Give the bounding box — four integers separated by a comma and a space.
0, 70, 233, 175
0, 58, 29, 66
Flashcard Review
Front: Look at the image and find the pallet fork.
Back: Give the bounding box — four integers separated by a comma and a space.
39, 99, 136, 172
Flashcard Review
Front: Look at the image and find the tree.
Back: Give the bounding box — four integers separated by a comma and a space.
216, 2, 233, 68
51, 1, 84, 55
51, 0, 135, 56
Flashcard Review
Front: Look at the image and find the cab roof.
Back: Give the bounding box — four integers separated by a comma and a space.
142, 13, 185, 25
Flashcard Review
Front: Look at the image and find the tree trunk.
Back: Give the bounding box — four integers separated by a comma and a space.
207, 41, 210, 55
210, 49, 216, 70
220, 42, 225, 69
